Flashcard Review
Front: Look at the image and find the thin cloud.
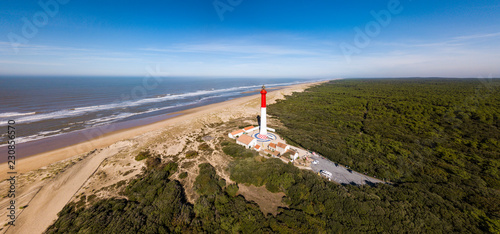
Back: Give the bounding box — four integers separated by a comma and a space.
0, 41, 93, 56
0, 41, 91, 52
67, 56, 139, 62
453, 32, 500, 41
141, 43, 321, 56
375, 32, 500, 49
0, 60, 64, 66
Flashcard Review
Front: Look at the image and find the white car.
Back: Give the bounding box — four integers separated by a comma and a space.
312, 160, 319, 165
320, 170, 332, 177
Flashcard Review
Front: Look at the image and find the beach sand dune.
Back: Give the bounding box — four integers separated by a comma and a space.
4, 144, 128, 234
0, 81, 325, 233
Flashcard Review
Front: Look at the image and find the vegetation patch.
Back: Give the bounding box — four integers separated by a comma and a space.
181, 161, 195, 169
198, 142, 211, 151
47, 163, 270, 233
145, 157, 162, 169
45, 79, 500, 233
266, 78, 500, 232
225, 183, 239, 197
46, 162, 191, 233
116, 180, 126, 188
193, 163, 222, 196
162, 162, 179, 174
179, 172, 188, 179
134, 150, 152, 161
185, 150, 198, 158
122, 169, 134, 177
222, 141, 258, 158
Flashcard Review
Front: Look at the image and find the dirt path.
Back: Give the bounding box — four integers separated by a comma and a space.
0, 81, 327, 233
5, 143, 127, 234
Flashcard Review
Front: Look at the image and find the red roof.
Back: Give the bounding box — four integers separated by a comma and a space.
254, 145, 261, 150
243, 126, 255, 131
277, 142, 288, 149
237, 134, 255, 146
268, 143, 276, 149
230, 129, 244, 136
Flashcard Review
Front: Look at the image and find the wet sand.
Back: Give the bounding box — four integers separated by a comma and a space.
0, 85, 294, 163
0, 113, 180, 164
0, 82, 327, 180
0, 80, 328, 234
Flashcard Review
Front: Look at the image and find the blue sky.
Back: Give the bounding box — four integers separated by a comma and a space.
1, 0, 499, 78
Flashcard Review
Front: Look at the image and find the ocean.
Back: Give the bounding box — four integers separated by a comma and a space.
0, 76, 319, 148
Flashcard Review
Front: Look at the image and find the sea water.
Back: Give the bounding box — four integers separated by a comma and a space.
0, 76, 319, 146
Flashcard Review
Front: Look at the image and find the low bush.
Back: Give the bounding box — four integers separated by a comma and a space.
179, 172, 188, 179
222, 141, 257, 158
185, 150, 198, 158
135, 150, 151, 161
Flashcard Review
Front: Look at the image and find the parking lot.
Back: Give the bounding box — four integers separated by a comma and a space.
310, 155, 385, 186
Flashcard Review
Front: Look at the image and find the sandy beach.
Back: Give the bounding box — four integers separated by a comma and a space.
0, 80, 327, 233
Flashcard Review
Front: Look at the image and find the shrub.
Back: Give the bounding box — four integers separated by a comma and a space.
225, 183, 239, 197
135, 150, 151, 161
198, 143, 211, 151
163, 162, 179, 174
185, 150, 198, 158
193, 163, 222, 196
145, 157, 162, 169
222, 142, 257, 158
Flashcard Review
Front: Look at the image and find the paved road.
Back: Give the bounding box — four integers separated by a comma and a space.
309, 155, 385, 186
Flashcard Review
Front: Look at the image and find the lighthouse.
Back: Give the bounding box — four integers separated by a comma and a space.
259, 85, 268, 137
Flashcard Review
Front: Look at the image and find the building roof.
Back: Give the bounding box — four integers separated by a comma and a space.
243, 126, 255, 131
230, 129, 244, 136
237, 134, 255, 146
269, 143, 276, 149
263, 149, 274, 155
277, 142, 288, 149
254, 145, 261, 150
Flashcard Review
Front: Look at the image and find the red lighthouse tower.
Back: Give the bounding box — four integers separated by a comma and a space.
259, 85, 268, 137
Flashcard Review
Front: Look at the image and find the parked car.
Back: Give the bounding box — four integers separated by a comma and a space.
312, 160, 319, 165
320, 170, 332, 177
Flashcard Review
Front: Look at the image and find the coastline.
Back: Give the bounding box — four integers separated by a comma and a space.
0, 80, 328, 180
0, 113, 182, 164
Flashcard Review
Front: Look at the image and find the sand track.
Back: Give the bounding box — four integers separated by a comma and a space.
5, 144, 127, 234
0, 81, 326, 233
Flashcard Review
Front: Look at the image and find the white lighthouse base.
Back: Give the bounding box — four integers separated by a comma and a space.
252, 132, 277, 142
260, 107, 267, 136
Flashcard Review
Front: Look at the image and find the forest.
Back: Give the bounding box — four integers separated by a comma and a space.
46, 78, 500, 233
267, 78, 500, 232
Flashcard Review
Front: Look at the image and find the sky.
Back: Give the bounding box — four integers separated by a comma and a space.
1, 0, 499, 78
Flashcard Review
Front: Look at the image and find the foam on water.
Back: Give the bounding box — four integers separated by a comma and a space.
0, 77, 323, 146
0, 81, 304, 126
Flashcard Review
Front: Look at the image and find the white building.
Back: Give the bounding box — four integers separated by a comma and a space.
268, 142, 276, 151
286, 150, 299, 161
276, 142, 290, 154
253, 144, 262, 151
228, 129, 244, 139
243, 126, 259, 133
236, 134, 257, 149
